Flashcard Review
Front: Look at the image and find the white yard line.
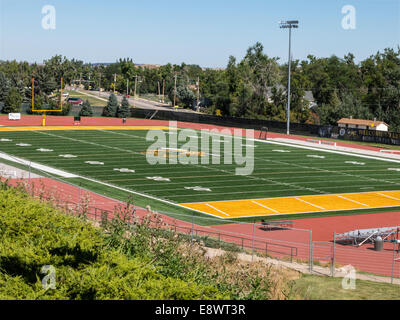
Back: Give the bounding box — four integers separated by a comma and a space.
251, 200, 280, 213
337, 195, 369, 207
376, 192, 400, 201
295, 197, 325, 210
205, 203, 230, 217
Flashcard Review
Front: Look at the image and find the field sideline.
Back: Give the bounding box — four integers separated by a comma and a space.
0, 125, 400, 223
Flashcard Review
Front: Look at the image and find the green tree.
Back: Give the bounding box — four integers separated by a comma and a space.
0, 71, 10, 103
79, 99, 93, 117
116, 96, 130, 118
102, 93, 119, 117
3, 88, 22, 113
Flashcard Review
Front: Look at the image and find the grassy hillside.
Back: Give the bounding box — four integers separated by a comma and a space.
0, 182, 283, 300
0, 184, 227, 299
0, 181, 398, 300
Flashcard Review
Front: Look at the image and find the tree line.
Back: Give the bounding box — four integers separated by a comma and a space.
0, 43, 399, 130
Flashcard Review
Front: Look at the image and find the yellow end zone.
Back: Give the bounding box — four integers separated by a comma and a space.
180, 191, 400, 218
0, 126, 173, 132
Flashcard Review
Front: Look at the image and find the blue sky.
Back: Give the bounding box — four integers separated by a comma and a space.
0, 0, 399, 67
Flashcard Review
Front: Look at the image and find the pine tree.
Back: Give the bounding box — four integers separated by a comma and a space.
102, 93, 118, 117
3, 88, 22, 113
116, 96, 130, 118
79, 99, 93, 117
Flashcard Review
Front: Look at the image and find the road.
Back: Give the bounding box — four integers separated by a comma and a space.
67, 86, 198, 113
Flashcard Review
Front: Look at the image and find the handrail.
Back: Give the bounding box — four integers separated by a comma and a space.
357, 231, 378, 247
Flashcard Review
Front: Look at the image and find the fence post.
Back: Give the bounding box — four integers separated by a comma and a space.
392, 242, 396, 284
191, 214, 194, 241
78, 184, 81, 215
28, 162, 31, 195
331, 232, 336, 277
309, 230, 313, 273
252, 222, 255, 261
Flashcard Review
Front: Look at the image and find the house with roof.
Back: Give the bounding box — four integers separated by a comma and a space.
337, 117, 389, 132
266, 85, 317, 109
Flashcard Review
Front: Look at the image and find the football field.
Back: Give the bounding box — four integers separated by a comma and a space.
1, 126, 400, 221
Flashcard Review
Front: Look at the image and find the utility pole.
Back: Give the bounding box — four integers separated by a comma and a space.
279, 20, 299, 135
98, 72, 102, 97
157, 81, 161, 101
196, 77, 200, 112
126, 79, 129, 96
162, 79, 165, 103
173, 74, 177, 108
134, 75, 138, 99
113, 73, 117, 94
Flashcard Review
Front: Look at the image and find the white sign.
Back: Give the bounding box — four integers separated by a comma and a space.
8, 113, 21, 120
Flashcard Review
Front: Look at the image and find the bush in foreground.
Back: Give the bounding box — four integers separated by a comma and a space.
0, 186, 226, 300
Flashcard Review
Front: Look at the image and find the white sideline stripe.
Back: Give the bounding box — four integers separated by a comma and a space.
205, 204, 230, 217
251, 201, 280, 213
380, 150, 400, 153
0, 152, 78, 178
337, 195, 369, 207
295, 198, 325, 210
255, 139, 400, 164
376, 192, 400, 201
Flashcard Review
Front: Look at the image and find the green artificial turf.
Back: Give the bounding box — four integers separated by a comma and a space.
0, 128, 399, 225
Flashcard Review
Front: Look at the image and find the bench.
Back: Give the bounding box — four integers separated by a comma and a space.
260, 220, 295, 231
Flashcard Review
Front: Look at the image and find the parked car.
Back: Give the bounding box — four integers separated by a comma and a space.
67, 97, 83, 105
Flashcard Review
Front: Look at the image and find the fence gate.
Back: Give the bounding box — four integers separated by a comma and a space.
311, 241, 334, 276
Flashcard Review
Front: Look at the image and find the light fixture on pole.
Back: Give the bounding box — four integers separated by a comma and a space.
279, 20, 299, 135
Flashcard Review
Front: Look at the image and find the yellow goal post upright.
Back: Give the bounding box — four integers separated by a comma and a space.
31, 77, 64, 126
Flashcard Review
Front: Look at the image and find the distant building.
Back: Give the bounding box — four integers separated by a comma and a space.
266, 84, 317, 109
135, 64, 161, 70
337, 118, 389, 132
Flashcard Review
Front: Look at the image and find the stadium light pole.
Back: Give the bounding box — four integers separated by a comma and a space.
279, 20, 299, 135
